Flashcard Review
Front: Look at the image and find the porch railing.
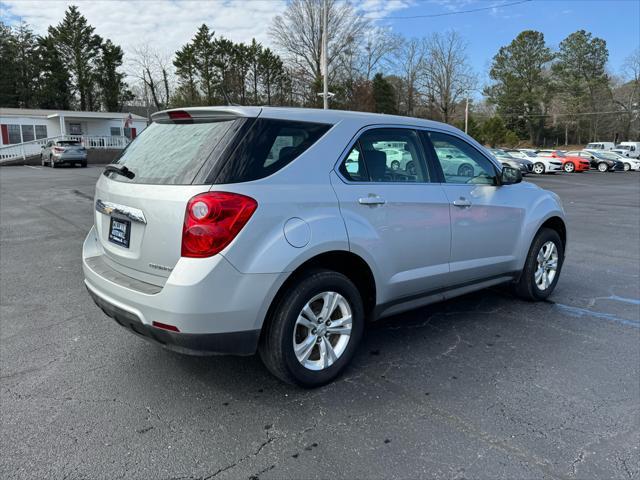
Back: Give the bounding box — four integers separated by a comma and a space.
0, 135, 130, 163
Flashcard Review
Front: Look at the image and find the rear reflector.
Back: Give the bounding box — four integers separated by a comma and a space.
182, 192, 258, 258
152, 321, 180, 332
168, 110, 192, 121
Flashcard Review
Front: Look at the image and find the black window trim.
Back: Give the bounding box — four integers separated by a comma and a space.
419, 127, 503, 186
333, 124, 438, 185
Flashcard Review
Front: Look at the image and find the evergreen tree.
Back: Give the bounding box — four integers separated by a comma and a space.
37, 35, 72, 109
48, 5, 103, 110
96, 40, 132, 111
372, 73, 396, 114
485, 31, 554, 145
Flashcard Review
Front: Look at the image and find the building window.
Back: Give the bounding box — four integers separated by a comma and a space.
7, 125, 21, 144
35, 125, 47, 139
110, 127, 122, 136
21, 125, 35, 142
69, 123, 82, 135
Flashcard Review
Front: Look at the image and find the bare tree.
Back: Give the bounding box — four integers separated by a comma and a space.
422, 31, 475, 123
129, 45, 174, 112
358, 28, 403, 80
270, 0, 368, 102
396, 38, 426, 116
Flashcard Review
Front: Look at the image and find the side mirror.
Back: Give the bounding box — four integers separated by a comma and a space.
501, 166, 522, 185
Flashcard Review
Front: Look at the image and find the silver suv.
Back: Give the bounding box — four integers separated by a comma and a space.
83, 107, 566, 387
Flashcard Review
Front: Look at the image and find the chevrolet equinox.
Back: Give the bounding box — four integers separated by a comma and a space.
83, 107, 567, 387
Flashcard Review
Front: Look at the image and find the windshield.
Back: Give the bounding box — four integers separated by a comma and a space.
616, 145, 630, 150
57, 141, 82, 146
107, 120, 238, 184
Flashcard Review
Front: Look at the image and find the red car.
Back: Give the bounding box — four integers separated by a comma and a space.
537, 150, 590, 173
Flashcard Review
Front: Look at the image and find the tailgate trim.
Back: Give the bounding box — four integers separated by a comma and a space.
96, 199, 147, 224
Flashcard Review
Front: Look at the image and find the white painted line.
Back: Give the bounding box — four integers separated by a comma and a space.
25, 166, 42, 170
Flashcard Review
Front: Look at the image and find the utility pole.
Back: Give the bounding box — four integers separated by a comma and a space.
464, 96, 469, 134
322, 0, 328, 110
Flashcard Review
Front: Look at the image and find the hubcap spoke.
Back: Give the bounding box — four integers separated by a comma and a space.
301, 304, 318, 323
296, 314, 317, 330
327, 324, 352, 335
320, 292, 339, 321
294, 335, 317, 362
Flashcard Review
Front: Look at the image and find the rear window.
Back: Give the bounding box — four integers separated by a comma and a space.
213, 118, 331, 183
107, 120, 238, 184
57, 141, 81, 146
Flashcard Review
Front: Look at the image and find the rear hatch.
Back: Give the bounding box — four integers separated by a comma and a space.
57, 141, 85, 156
93, 109, 256, 284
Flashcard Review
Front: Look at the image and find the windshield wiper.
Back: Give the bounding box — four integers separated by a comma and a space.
104, 164, 135, 179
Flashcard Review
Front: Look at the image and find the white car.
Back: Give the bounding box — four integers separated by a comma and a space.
530, 152, 563, 174
603, 152, 640, 171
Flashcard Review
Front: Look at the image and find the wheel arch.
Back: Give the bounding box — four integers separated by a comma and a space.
260, 250, 377, 337
539, 216, 566, 250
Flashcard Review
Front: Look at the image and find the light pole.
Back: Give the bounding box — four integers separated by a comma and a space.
464, 97, 469, 134
322, 0, 328, 110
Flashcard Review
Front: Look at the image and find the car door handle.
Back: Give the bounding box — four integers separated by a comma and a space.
453, 198, 472, 208
358, 195, 386, 206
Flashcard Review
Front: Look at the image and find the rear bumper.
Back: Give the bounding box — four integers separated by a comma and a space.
86, 286, 260, 355
82, 226, 285, 356
53, 154, 87, 162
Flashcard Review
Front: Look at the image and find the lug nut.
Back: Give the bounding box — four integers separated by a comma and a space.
326, 320, 332, 326
311, 328, 317, 334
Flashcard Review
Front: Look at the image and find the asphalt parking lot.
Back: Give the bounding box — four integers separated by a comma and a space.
1, 165, 639, 479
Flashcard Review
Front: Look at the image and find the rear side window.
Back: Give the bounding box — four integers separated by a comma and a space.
214, 119, 331, 183
107, 120, 237, 184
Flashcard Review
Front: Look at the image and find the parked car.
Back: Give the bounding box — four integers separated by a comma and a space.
41, 140, 88, 168
536, 150, 589, 173
613, 142, 640, 158
570, 150, 624, 172
597, 151, 640, 172
585, 142, 615, 151
488, 148, 531, 175
529, 154, 563, 174
83, 107, 567, 387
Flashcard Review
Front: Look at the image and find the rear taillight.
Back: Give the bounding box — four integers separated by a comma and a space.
53, 147, 65, 153
181, 192, 257, 258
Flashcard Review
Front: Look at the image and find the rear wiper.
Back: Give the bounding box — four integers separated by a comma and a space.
104, 164, 135, 179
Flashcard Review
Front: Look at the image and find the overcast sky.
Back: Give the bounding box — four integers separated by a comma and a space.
1, 0, 639, 84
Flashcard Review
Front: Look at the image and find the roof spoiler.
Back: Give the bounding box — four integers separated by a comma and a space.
152, 107, 262, 123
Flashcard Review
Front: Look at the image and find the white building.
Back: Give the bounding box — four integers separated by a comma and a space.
0, 108, 148, 162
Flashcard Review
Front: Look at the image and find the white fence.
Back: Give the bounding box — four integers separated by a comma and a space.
0, 135, 130, 163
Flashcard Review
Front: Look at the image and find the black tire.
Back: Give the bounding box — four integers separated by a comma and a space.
514, 228, 564, 301
81, 162, 87, 168
624, 163, 630, 172
563, 162, 575, 173
259, 269, 364, 388
390, 160, 400, 171
597, 162, 608, 172
50, 156, 56, 168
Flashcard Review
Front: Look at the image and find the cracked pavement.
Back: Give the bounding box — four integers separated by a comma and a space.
1, 165, 639, 479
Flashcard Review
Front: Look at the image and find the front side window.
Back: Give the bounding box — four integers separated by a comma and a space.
426, 131, 497, 185
339, 128, 429, 183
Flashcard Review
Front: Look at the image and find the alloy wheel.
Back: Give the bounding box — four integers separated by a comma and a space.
533, 163, 545, 174
597, 162, 608, 172
564, 162, 574, 173
293, 291, 352, 371
624, 163, 630, 171
535, 241, 558, 291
